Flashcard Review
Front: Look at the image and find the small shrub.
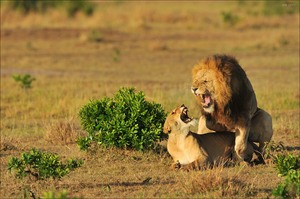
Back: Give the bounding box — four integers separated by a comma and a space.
87, 29, 103, 43
272, 153, 300, 198
12, 74, 36, 89
66, 0, 95, 17
8, 148, 83, 180
112, 48, 121, 62
78, 87, 166, 151
274, 154, 300, 176
263, 141, 285, 158
221, 11, 239, 26
41, 189, 82, 199
8, 0, 59, 14
7, 0, 95, 17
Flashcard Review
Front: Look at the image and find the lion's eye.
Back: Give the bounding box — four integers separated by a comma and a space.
203, 80, 208, 83
171, 111, 175, 115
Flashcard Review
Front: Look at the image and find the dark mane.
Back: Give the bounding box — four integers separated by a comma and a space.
204, 54, 257, 126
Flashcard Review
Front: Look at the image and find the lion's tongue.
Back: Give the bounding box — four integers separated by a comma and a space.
204, 95, 211, 106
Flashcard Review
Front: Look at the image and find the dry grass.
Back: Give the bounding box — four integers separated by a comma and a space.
180, 167, 255, 198
0, 1, 299, 198
44, 118, 84, 145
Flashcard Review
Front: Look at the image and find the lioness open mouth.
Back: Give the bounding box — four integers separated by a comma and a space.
180, 105, 192, 123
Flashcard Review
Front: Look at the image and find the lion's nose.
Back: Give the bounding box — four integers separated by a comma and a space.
191, 87, 198, 93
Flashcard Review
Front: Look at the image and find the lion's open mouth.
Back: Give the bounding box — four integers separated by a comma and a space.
180, 105, 192, 123
202, 93, 212, 108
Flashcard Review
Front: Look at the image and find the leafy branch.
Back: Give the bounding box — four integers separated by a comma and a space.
8, 148, 83, 180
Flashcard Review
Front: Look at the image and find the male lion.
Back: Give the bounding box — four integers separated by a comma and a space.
191, 54, 257, 160
163, 105, 254, 171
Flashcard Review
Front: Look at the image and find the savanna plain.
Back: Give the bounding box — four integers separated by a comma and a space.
1, 1, 299, 198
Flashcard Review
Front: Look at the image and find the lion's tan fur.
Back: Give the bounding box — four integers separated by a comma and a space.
163, 106, 254, 170
191, 55, 258, 160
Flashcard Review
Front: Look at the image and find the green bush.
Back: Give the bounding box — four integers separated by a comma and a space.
8, 148, 83, 180
7, 0, 95, 17
272, 154, 300, 198
66, 0, 95, 17
221, 11, 239, 26
78, 87, 166, 151
8, 0, 59, 14
12, 74, 36, 89
274, 154, 300, 176
41, 190, 82, 199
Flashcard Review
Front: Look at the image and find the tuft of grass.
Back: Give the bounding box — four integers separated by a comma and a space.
44, 119, 83, 145
87, 29, 103, 42
180, 167, 255, 198
112, 48, 121, 62
263, 141, 287, 160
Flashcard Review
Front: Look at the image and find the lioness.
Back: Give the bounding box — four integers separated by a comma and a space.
191, 54, 258, 160
163, 105, 254, 171
198, 108, 273, 153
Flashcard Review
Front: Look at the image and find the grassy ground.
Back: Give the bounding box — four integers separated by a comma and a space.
1, 1, 299, 198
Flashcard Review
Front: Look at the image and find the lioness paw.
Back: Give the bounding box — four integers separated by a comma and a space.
171, 161, 181, 170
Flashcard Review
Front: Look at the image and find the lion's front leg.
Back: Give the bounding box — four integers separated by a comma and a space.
205, 115, 228, 132
198, 116, 212, 134
235, 125, 250, 161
